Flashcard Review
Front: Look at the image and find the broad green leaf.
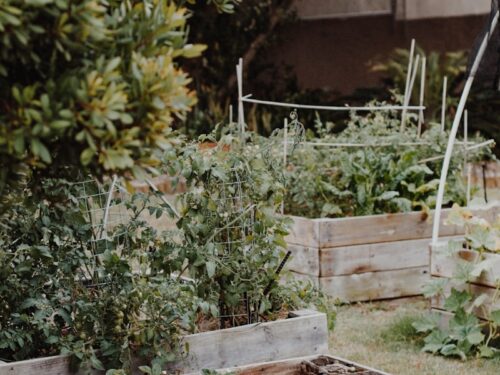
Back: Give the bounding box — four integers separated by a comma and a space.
444, 289, 471, 312
206, 261, 216, 278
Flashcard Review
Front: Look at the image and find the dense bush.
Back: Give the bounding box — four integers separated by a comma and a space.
0, 178, 201, 372
0, 0, 211, 207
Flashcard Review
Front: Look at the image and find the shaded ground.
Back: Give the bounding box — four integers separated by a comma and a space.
329, 298, 500, 375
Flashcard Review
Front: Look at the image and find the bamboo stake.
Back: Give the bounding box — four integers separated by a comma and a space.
285, 140, 477, 148
432, 10, 499, 244
401, 39, 416, 130
236, 58, 245, 135
417, 139, 494, 164
281, 118, 288, 215
241, 96, 424, 112
401, 54, 420, 131
418, 56, 426, 137
440, 76, 448, 132
464, 110, 470, 206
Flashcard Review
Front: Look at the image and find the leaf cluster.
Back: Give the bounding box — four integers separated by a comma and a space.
415, 210, 500, 360
281, 102, 492, 218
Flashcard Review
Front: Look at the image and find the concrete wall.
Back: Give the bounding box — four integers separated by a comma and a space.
396, 0, 490, 20
267, 14, 487, 95
294, 0, 490, 20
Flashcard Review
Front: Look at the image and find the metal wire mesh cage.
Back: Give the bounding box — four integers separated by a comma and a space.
208, 167, 255, 259
204, 165, 261, 327
72, 176, 131, 287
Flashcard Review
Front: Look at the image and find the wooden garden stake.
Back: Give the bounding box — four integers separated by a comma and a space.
418, 56, 426, 137
401, 38, 416, 131
236, 58, 245, 136
440, 76, 448, 132
281, 118, 288, 215
464, 110, 471, 206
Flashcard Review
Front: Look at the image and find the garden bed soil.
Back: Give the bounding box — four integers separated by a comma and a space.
431, 241, 500, 320
199, 355, 391, 375
285, 203, 500, 302
0, 310, 327, 375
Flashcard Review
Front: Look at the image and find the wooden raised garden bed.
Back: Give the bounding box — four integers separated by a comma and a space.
191, 354, 391, 375
431, 242, 500, 319
0, 310, 327, 375
285, 204, 500, 302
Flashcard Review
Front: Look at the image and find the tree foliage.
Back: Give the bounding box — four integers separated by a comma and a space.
0, 0, 207, 199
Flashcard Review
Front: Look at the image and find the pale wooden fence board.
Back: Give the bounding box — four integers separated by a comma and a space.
319, 238, 431, 277
287, 244, 320, 276
431, 242, 500, 322
431, 248, 500, 289
286, 203, 500, 302
319, 266, 429, 302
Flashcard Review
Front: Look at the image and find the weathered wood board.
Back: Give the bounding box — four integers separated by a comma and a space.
430, 277, 500, 321
0, 355, 76, 375
431, 242, 500, 321
0, 311, 327, 375
320, 266, 429, 302
176, 310, 328, 373
287, 244, 320, 276
431, 248, 500, 288
319, 238, 430, 277
285, 203, 500, 302
190, 354, 392, 375
286, 204, 499, 249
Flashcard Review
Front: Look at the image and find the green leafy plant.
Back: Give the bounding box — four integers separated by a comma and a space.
0, 177, 203, 372
414, 206, 500, 360
282, 102, 492, 219
176, 133, 334, 326
0, 0, 211, 208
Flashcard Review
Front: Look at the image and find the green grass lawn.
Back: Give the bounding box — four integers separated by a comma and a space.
329, 298, 500, 375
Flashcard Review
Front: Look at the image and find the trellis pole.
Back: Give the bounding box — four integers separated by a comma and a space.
102, 175, 118, 237
440, 76, 448, 132
236, 58, 245, 136
281, 118, 288, 215
432, 10, 499, 244
401, 54, 420, 131
242, 96, 424, 112
464, 110, 471, 206
418, 56, 426, 137
401, 39, 416, 131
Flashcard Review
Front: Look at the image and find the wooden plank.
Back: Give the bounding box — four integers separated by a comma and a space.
317, 209, 458, 248
175, 311, 328, 373
284, 216, 319, 248
431, 277, 500, 321
319, 267, 430, 302
287, 244, 319, 276
0, 355, 76, 375
431, 248, 500, 288
319, 238, 432, 277
317, 204, 499, 248
286, 271, 319, 288
196, 354, 391, 375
